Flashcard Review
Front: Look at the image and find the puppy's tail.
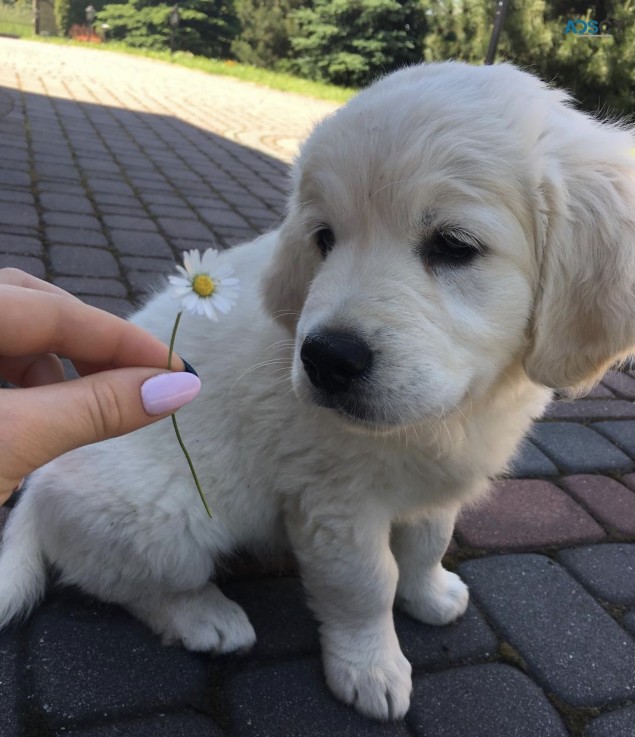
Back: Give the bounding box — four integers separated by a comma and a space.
0, 490, 46, 628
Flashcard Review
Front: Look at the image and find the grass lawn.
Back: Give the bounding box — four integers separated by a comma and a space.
17, 36, 355, 104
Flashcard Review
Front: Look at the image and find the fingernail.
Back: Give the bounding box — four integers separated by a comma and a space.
141, 372, 201, 415
181, 358, 199, 377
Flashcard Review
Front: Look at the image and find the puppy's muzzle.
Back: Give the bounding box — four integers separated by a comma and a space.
300, 331, 372, 394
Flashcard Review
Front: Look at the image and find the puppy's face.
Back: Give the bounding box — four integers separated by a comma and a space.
264, 63, 635, 432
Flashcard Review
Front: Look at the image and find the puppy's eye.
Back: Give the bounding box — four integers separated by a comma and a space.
426, 230, 482, 267
316, 227, 335, 258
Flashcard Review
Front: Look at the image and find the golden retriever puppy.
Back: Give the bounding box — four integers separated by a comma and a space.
1, 62, 634, 720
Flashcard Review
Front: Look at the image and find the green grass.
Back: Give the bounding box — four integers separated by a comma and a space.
0, 20, 31, 36
19, 36, 355, 104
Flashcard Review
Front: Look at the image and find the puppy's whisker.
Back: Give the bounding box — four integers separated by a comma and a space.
230, 359, 292, 391
263, 339, 296, 353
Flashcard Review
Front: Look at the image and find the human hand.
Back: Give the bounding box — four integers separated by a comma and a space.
0, 268, 201, 505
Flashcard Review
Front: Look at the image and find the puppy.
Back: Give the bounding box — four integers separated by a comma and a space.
1, 62, 634, 721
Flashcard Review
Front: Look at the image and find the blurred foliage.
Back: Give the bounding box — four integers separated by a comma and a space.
288, 0, 426, 88
231, 0, 302, 70
97, 0, 238, 56
46, 0, 635, 118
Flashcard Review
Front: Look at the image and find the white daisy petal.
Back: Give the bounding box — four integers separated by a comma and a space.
200, 249, 220, 270
204, 300, 218, 321
170, 248, 239, 319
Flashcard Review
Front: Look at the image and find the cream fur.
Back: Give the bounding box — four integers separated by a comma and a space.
1, 62, 634, 721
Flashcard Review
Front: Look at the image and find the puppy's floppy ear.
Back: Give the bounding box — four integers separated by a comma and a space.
524, 129, 635, 392
261, 191, 320, 333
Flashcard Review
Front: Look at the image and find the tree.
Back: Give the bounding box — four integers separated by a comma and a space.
421, 0, 490, 63
289, 0, 426, 88
97, 0, 239, 56
419, 0, 634, 118
231, 0, 301, 69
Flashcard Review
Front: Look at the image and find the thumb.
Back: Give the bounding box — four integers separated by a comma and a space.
1, 368, 201, 492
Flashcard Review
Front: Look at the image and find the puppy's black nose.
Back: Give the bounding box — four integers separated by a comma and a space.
300, 332, 372, 394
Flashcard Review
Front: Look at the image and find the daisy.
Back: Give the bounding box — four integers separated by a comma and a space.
163, 248, 240, 519
169, 248, 239, 321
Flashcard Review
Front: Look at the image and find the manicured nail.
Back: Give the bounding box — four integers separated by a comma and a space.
141, 372, 201, 415
181, 358, 199, 377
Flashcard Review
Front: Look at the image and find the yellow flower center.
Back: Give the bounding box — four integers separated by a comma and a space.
192, 274, 215, 298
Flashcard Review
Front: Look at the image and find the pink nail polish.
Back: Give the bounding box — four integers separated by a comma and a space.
141, 372, 201, 415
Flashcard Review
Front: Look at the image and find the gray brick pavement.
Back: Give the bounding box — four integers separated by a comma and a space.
1, 38, 635, 737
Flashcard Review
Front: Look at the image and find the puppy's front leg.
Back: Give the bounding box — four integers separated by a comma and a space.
285, 501, 411, 721
392, 506, 468, 626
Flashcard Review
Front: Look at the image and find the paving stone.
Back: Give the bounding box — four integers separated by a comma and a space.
86, 178, 135, 198
0, 201, 39, 228
460, 554, 635, 706
544, 400, 635, 420
455, 480, 605, 550
52, 712, 225, 737
601, 372, 635, 400
46, 226, 109, 248
395, 601, 498, 667
103, 214, 159, 233
50, 245, 119, 278
110, 229, 173, 257
560, 475, 635, 537
530, 423, 633, 473
93, 192, 142, 210
53, 276, 128, 298
221, 576, 320, 658
147, 204, 195, 220
623, 474, 635, 492
43, 212, 102, 230
226, 659, 410, 737
585, 705, 635, 737
198, 208, 250, 229
0, 168, 30, 189
585, 383, 615, 398
508, 438, 559, 477
121, 256, 174, 273
0, 629, 19, 737
0, 234, 42, 256
0, 188, 35, 206
36, 162, 83, 184
158, 217, 214, 240
557, 544, 635, 605
26, 586, 211, 724
408, 664, 568, 737
0, 225, 38, 238
0, 254, 45, 278
40, 192, 94, 215
592, 421, 635, 459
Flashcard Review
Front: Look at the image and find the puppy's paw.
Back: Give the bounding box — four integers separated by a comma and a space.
398, 567, 469, 626
173, 598, 257, 654
149, 584, 257, 654
324, 646, 412, 720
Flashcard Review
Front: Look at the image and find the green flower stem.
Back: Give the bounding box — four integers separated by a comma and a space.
168, 311, 212, 518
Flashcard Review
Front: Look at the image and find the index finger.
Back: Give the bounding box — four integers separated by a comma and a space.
0, 267, 79, 299
0, 285, 184, 373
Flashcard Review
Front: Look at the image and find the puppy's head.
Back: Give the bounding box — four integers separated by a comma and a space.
263, 62, 635, 431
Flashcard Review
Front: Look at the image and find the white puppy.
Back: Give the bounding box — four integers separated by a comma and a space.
1, 62, 634, 721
